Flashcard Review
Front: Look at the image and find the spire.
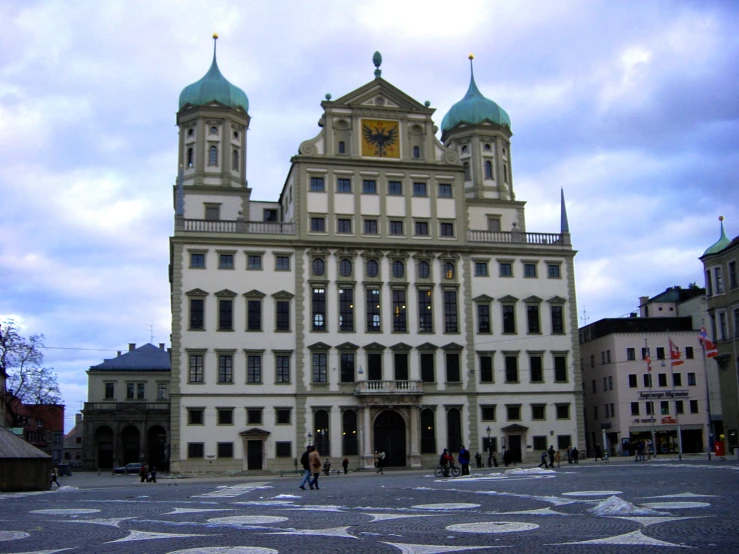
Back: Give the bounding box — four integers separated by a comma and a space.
175, 165, 184, 216
373, 51, 382, 79
464, 54, 484, 101
560, 188, 570, 233
703, 216, 730, 256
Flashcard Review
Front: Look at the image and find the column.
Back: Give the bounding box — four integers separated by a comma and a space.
409, 406, 421, 467
362, 406, 374, 469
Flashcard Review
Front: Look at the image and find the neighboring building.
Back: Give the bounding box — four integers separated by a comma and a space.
580, 289, 711, 457
63, 413, 84, 467
6, 400, 65, 464
82, 343, 170, 470
169, 42, 583, 474
700, 217, 739, 452
0, 424, 52, 492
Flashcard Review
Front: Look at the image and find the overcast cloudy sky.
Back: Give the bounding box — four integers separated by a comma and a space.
1, 1, 737, 431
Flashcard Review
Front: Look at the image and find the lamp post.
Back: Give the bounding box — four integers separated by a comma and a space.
307, 432, 313, 447
486, 426, 492, 467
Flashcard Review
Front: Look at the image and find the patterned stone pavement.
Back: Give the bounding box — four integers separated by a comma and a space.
1, 460, 739, 553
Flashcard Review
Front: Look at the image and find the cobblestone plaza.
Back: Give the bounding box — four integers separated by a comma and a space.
1, 460, 738, 553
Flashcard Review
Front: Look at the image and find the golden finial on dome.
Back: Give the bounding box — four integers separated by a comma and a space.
213, 33, 219, 39
720, 215, 724, 221
468, 53, 474, 60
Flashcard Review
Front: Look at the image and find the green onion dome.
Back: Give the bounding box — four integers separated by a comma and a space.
703, 216, 731, 256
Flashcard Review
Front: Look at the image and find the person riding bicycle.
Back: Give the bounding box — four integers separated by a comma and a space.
439, 448, 454, 477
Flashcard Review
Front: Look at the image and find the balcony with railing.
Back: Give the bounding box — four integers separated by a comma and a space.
467, 230, 569, 246
355, 380, 424, 395
84, 402, 170, 412
178, 218, 295, 235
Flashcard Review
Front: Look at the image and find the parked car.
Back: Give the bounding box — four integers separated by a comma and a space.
113, 463, 142, 474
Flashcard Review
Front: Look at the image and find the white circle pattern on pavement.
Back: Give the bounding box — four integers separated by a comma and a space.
412, 503, 479, 510
30, 508, 101, 515
0, 530, 30, 541
169, 548, 278, 554
207, 515, 289, 525
562, 491, 622, 496
446, 521, 539, 534
639, 501, 710, 509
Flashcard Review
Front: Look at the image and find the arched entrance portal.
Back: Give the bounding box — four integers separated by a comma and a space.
120, 425, 141, 464
373, 410, 406, 467
147, 426, 167, 471
94, 425, 114, 469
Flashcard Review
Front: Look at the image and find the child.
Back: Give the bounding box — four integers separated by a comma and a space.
554, 450, 561, 468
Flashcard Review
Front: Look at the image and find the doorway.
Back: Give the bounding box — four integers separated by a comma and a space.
247, 440, 263, 470
373, 410, 407, 466
508, 435, 522, 463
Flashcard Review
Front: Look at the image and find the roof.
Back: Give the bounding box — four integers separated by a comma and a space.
90, 343, 170, 372
703, 218, 731, 256
648, 286, 705, 304
0, 425, 51, 459
580, 317, 695, 342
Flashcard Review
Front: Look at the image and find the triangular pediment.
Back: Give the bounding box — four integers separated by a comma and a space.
186, 288, 209, 297
243, 289, 266, 298
499, 295, 519, 303
524, 295, 543, 304
336, 342, 359, 351
239, 427, 271, 438
548, 296, 567, 304
215, 289, 237, 298
473, 294, 494, 303
331, 78, 432, 114
501, 424, 529, 432
416, 342, 439, 351
272, 290, 295, 299
307, 342, 332, 351
390, 342, 412, 351
363, 342, 386, 351
441, 342, 464, 351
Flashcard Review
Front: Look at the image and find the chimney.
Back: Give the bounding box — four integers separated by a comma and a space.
639, 296, 649, 306
128, 343, 136, 352
117, 351, 121, 357
159, 343, 165, 350
75, 413, 82, 426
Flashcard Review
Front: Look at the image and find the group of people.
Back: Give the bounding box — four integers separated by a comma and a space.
538, 445, 562, 469
139, 464, 157, 483
374, 451, 386, 474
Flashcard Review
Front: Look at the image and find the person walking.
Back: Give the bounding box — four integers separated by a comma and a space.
475, 452, 482, 469
376, 451, 385, 474
502, 448, 510, 467
439, 448, 453, 477
636, 441, 644, 462
342, 458, 349, 474
547, 445, 555, 468
299, 446, 313, 490
538, 451, 549, 469
50, 468, 60, 489
459, 445, 470, 476
492, 450, 498, 467
594, 443, 604, 462
554, 450, 561, 468
572, 446, 579, 463
567, 445, 572, 464
139, 463, 148, 483
147, 466, 157, 483
309, 446, 322, 490
323, 458, 331, 476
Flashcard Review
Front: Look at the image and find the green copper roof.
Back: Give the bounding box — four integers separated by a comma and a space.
441, 59, 510, 133
703, 218, 731, 256
179, 39, 248, 113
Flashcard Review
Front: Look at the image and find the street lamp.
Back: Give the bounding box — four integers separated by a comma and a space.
307, 432, 313, 447
486, 426, 492, 467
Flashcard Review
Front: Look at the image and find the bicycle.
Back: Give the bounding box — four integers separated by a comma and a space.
434, 464, 461, 478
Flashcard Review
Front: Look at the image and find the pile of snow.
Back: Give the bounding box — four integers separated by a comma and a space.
504, 467, 556, 475
272, 494, 300, 499
56, 486, 79, 492
589, 496, 665, 516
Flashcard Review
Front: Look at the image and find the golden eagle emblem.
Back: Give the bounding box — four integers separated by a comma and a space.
361, 119, 400, 158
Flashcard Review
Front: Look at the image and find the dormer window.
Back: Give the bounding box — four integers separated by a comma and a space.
338, 141, 346, 154
209, 126, 218, 135
187, 128, 194, 137
209, 145, 218, 166
187, 148, 194, 168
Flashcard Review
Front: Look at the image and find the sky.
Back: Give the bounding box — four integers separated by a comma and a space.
1, 0, 737, 432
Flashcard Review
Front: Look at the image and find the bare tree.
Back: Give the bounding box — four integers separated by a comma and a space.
1, 320, 62, 410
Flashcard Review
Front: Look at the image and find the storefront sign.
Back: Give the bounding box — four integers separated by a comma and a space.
638, 390, 689, 399
662, 416, 677, 424
633, 418, 656, 424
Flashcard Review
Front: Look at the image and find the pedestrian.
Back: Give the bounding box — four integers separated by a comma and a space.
147, 466, 157, 483
342, 457, 349, 474
538, 451, 549, 469
502, 448, 510, 467
459, 445, 470, 475
323, 459, 331, 476
567, 445, 572, 464
50, 468, 60, 489
375, 451, 386, 474
439, 448, 453, 477
373, 450, 379, 469
487, 446, 493, 467
554, 450, 561, 468
547, 445, 555, 468
594, 443, 603, 462
298, 445, 312, 490
139, 463, 148, 483
572, 446, 579, 463
492, 450, 498, 467
475, 452, 482, 469
309, 445, 322, 490
636, 441, 644, 462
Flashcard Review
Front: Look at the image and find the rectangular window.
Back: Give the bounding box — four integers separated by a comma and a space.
364, 219, 378, 234
217, 442, 234, 458
530, 356, 543, 382
394, 352, 409, 380
105, 382, 114, 399
339, 288, 354, 331
688, 372, 696, 386
362, 179, 377, 194
312, 352, 328, 382
276, 355, 290, 383
631, 402, 640, 415
247, 254, 262, 269
389, 220, 404, 235
661, 401, 670, 415
690, 400, 699, 414
367, 352, 382, 380
527, 305, 540, 333
219, 254, 234, 269
276, 408, 291, 424
126, 383, 135, 399
190, 252, 205, 268
247, 355, 262, 383
532, 404, 546, 420
673, 373, 682, 387
480, 355, 493, 383
438, 183, 452, 197
729, 260, 738, 289
263, 209, 277, 221
219, 299, 233, 331
499, 262, 513, 277
337, 218, 352, 233
533, 436, 547, 450
658, 373, 667, 387
218, 355, 233, 383
440, 222, 455, 237
477, 304, 490, 333
507, 405, 521, 420
557, 435, 571, 450
685, 346, 694, 359
388, 180, 402, 195
554, 356, 567, 382
716, 267, 724, 294
218, 408, 233, 425
606, 350, 611, 363
556, 404, 570, 419
420, 353, 435, 382
706, 269, 713, 296
603, 376, 608, 391
366, 288, 381, 332
275, 442, 292, 457
676, 400, 684, 414
312, 288, 326, 331
247, 409, 262, 425
547, 264, 561, 278
276, 300, 290, 331
629, 374, 637, 387
418, 289, 433, 332
608, 375, 613, 390
656, 347, 666, 360
443, 290, 458, 332
275, 256, 290, 271
393, 289, 407, 332
337, 178, 352, 193
627, 348, 636, 361
502, 305, 516, 334
551, 306, 564, 334
189, 354, 204, 383
642, 347, 650, 360
310, 176, 325, 191
481, 405, 496, 421
475, 262, 488, 276
505, 355, 518, 382
188, 443, 204, 458
415, 221, 430, 236
644, 373, 652, 387
310, 217, 326, 232
188, 409, 204, 425
340, 352, 355, 383
413, 182, 427, 196
247, 300, 262, 331
446, 352, 461, 382
524, 263, 537, 278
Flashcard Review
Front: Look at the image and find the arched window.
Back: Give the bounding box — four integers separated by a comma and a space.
233, 131, 239, 139
483, 143, 491, 152
392, 261, 404, 278
339, 259, 352, 277
232, 149, 239, 170
484, 160, 493, 179
338, 141, 346, 154
208, 145, 218, 166
312, 257, 325, 276
186, 148, 194, 168
413, 146, 420, 159
366, 259, 379, 277
209, 126, 218, 135
504, 163, 508, 183
463, 162, 470, 181
187, 128, 194, 137
314, 410, 330, 456
417, 261, 430, 279
461, 145, 468, 154
420, 409, 436, 454
446, 408, 462, 453
342, 410, 358, 455
444, 262, 455, 279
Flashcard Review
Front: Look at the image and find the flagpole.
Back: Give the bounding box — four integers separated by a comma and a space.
668, 331, 684, 461
702, 337, 714, 461
646, 338, 657, 460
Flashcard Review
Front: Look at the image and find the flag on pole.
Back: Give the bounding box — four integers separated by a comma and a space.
669, 339, 684, 366
699, 327, 719, 358
645, 354, 652, 371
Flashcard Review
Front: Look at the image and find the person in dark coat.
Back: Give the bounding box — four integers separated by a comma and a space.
567, 445, 572, 464
298, 446, 312, 490
572, 446, 579, 463
376, 451, 385, 474
502, 449, 510, 467
342, 458, 349, 474
475, 452, 482, 469
594, 443, 604, 461
538, 451, 549, 469
323, 459, 331, 476
139, 463, 148, 483
458, 445, 470, 475
439, 448, 453, 477
50, 468, 60, 488
147, 466, 157, 483
547, 445, 555, 468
